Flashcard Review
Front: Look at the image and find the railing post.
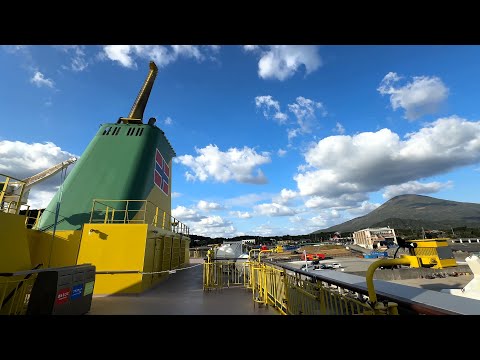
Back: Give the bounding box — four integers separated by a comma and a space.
89, 200, 96, 223
104, 207, 109, 224
32, 210, 42, 229
154, 207, 159, 227
15, 181, 26, 215
124, 200, 129, 223
0, 176, 9, 204
281, 270, 289, 314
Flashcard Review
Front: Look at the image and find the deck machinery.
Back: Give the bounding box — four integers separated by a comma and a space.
397, 238, 457, 269
6, 61, 190, 295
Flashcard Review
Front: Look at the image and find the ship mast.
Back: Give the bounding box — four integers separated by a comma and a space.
118, 61, 158, 124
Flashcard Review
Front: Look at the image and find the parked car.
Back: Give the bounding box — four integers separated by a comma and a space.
331, 263, 342, 269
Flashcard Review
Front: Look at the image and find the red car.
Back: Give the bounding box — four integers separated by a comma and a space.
301, 253, 326, 261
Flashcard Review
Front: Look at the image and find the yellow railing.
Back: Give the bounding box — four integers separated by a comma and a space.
23, 208, 43, 229
0, 275, 37, 315
203, 260, 248, 290
89, 199, 189, 235
0, 173, 27, 215
203, 252, 398, 315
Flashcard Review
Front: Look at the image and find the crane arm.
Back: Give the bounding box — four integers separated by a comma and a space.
118, 61, 158, 124
21, 157, 77, 190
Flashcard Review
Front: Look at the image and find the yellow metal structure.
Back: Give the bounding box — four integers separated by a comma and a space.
27, 229, 83, 268
77, 223, 189, 295
77, 223, 149, 294
89, 199, 189, 235
0, 275, 37, 315
11, 198, 191, 296
203, 255, 388, 315
0, 211, 32, 273
365, 257, 410, 314
0, 173, 26, 215
403, 238, 457, 269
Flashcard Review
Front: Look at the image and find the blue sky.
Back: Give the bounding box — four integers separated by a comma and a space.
1, 45, 480, 237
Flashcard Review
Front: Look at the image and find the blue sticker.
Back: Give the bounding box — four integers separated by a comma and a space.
71, 284, 83, 300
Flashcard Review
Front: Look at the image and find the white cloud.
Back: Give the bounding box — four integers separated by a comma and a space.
55, 45, 89, 72
171, 192, 182, 198
229, 211, 252, 219
286, 213, 340, 234
103, 45, 134, 67
250, 223, 281, 236
189, 215, 237, 238
249, 45, 322, 81
197, 200, 223, 211
243, 45, 259, 51
277, 149, 287, 157
170, 45, 203, 60
0, 140, 78, 209
287, 96, 326, 141
255, 95, 326, 141
175, 144, 271, 184
289, 215, 304, 223
3, 45, 29, 53
287, 128, 301, 141
294, 116, 480, 200
274, 188, 298, 205
334, 122, 345, 134
254, 202, 297, 217
305, 193, 368, 209
255, 95, 288, 124
378, 72, 449, 120
382, 180, 453, 199
102, 45, 218, 69
164, 116, 173, 125
224, 192, 273, 207
347, 201, 381, 216
30, 71, 54, 88
0, 140, 76, 179
28, 189, 59, 209
171, 206, 205, 222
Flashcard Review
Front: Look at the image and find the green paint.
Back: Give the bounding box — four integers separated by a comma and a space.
37, 123, 175, 231
83, 280, 95, 296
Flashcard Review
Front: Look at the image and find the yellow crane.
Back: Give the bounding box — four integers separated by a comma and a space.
0, 157, 77, 213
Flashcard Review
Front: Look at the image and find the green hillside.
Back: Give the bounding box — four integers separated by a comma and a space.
314, 194, 480, 233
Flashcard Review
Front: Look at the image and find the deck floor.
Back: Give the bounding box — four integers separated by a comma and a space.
88, 259, 278, 315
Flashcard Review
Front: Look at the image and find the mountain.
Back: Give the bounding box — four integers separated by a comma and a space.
314, 194, 480, 233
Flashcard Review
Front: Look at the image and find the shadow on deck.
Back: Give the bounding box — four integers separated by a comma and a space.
89, 259, 278, 315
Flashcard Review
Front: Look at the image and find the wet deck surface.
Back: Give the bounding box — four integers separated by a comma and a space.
89, 259, 278, 315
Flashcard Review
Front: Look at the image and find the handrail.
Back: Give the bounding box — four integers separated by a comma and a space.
0, 174, 27, 215
0, 173, 25, 183
1, 264, 42, 309
89, 198, 189, 235
262, 259, 480, 315
365, 257, 411, 305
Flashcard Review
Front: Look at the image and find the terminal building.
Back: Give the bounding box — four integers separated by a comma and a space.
353, 227, 397, 249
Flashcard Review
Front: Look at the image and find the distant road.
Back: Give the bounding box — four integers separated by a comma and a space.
450, 242, 480, 253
